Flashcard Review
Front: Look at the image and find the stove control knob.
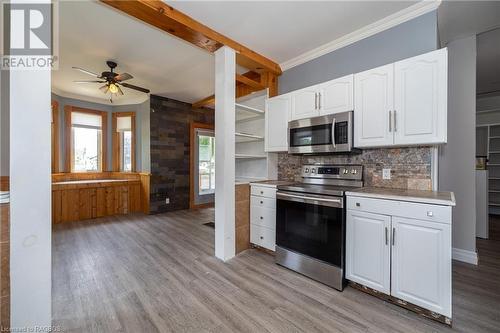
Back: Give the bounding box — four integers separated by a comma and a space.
305, 168, 309, 173
311, 169, 316, 174
351, 169, 357, 174
343, 169, 349, 174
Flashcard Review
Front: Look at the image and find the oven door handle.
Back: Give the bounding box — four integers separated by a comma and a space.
277, 192, 343, 208
331, 117, 336, 148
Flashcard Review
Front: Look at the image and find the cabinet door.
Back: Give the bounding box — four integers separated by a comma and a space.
354, 64, 394, 148
265, 94, 290, 152
391, 216, 451, 317
394, 48, 447, 145
346, 210, 391, 294
319, 74, 353, 115
291, 88, 318, 120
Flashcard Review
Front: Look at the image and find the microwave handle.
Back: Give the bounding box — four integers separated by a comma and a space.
331, 117, 336, 148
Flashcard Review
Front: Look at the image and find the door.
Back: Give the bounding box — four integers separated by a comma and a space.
291, 88, 318, 120
193, 128, 215, 206
265, 94, 290, 152
394, 48, 447, 145
346, 210, 391, 294
276, 192, 344, 266
354, 64, 394, 148
391, 217, 451, 317
319, 74, 354, 115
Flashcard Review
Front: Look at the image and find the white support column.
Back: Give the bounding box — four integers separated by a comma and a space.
214, 46, 236, 261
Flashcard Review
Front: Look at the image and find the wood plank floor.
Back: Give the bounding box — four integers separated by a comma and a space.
52, 209, 500, 332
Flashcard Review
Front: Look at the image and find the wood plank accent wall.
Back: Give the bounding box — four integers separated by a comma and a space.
235, 184, 250, 254
52, 172, 150, 224
0, 177, 9, 331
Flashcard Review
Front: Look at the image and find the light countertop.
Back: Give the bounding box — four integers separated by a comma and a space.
249, 180, 294, 188
346, 187, 456, 206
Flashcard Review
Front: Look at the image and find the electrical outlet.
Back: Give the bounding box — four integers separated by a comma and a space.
382, 168, 391, 180
165, 198, 170, 204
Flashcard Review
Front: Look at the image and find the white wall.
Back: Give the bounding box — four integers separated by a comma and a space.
438, 35, 477, 262
10, 69, 52, 325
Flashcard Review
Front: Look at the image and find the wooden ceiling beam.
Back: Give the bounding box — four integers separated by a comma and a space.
192, 95, 215, 109
235, 74, 266, 91
99, 0, 282, 75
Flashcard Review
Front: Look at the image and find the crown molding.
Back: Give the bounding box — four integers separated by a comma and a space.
280, 0, 442, 71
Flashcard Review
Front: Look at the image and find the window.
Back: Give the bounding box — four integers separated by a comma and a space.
198, 134, 215, 195
64, 106, 107, 172
112, 112, 135, 172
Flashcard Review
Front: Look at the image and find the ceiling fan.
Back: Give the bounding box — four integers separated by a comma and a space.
72, 60, 150, 103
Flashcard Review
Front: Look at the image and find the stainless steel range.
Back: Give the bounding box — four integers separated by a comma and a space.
275, 164, 363, 291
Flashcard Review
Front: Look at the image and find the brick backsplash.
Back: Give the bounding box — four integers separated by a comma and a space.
278, 147, 433, 190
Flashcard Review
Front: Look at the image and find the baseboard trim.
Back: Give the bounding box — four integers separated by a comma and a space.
452, 248, 478, 265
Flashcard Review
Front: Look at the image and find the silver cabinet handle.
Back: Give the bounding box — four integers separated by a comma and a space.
389, 111, 392, 132
318, 92, 321, 109
394, 110, 397, 132
385, 227, 388, 245
392, 228, 395, 246
331, 118, 336, 148
355, 202, 360, 207
314, 93, 318, 110
427, 211, 433, 217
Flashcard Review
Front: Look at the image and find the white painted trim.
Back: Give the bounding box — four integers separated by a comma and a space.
280, 0, 442, 71
452, 247, 478, 265
431, 146, 439, 190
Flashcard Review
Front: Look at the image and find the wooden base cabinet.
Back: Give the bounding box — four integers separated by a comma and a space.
346, 196, 452, 319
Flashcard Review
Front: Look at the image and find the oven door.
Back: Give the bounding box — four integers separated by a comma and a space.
276, 191, 345, 267
288, 112, 353, 154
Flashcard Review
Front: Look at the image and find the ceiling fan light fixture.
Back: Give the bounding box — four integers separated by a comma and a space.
108, 83, 119, 94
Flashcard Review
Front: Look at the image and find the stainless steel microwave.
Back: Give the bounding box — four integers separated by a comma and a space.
288, 111, 354, 154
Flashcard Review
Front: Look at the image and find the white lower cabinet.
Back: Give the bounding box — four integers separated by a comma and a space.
346, 210, 391, 294
250, 184, 277, 251
346, 196, 452, 318
391, 217, 451, 317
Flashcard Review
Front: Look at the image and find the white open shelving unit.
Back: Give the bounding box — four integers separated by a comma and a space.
235, 90, 277, 182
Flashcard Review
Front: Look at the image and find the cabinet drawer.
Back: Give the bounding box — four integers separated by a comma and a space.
251, 185, 276, 199
250, 224, 276, 251
251, 195, 276, 209
250, 205, 276, 229
347, 196, 451, 224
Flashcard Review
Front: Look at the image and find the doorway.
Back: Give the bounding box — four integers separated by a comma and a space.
190, 122, 215, 208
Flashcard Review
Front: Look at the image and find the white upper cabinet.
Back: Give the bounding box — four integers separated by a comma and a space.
353, 48, 448, 148
391, 216, 452, 317
354, 64, 394, 148
394, 48, 447, 145
319, 74, 354, 116
265, 94, 291, 152
346, 210, 391, 294
291, 88, 318, 120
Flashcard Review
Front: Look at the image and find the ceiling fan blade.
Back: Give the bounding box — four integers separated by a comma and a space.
72, 66, 100, 77
117, 85, 124, 96
99, 84, 109, 94
121, 82, 150, 94
73, 80, 106, 83
115, 72, 133, 82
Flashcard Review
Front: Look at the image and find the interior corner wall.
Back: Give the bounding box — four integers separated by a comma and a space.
438, 35, 477, 255
0, 69, 9, 176
278, 11, 438, 94
51, 93, 150, 172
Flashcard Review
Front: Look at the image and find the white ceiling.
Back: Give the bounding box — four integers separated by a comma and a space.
167, 1, 419, 65
53, 1, 215, 105
54, 1, 435, 105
